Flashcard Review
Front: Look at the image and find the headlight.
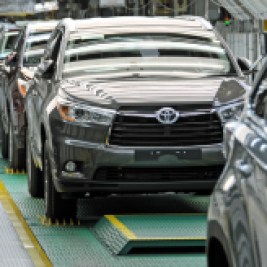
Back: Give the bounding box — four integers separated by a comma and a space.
57, 96, 115, 125
17, 78, 32, 97
217, 101, 244, 123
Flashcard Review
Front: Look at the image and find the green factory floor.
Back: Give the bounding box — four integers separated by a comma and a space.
0, 158, 209, 267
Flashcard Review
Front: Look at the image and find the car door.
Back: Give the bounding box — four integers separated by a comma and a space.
27, 28, 64, 168
233, 67, 267, 267
0, 29, 24, 140
245, 73, 267, 267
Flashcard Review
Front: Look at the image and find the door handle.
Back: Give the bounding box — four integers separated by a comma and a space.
235, 160, 252, 178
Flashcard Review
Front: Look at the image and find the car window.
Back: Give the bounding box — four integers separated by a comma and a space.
63, 32, 236, 79
23, 31, 52, 67
3, 32, 19, 52
0, 31, 19, 54
43, 29, 63, 77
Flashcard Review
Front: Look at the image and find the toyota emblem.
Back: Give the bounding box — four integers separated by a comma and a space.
156, 107, 179, 124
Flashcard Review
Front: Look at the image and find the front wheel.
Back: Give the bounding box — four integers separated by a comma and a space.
44, 140, 77, 221
8, 122, 25, 170
26, 129, 44, 198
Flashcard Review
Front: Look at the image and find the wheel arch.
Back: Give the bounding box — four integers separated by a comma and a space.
207, 220, 233, 267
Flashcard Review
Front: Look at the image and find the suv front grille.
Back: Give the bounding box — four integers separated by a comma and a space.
109, 108, 223, 147
94, 166, 223, 182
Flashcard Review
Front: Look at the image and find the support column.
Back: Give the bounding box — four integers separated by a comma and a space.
151, 0, 156, 16
134, 0, 139, 15
205, 0, 209, 19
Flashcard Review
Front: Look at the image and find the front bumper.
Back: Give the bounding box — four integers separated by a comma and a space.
51, 133, 224, 194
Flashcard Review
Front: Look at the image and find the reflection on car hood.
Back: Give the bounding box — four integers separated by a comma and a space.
60, 76, 245, 109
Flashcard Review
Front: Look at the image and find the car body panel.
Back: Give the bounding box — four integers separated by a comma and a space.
59, 77, 247, 109
0, 21, 57, 168
0, 24, 20, 131
208, 59, 267, 267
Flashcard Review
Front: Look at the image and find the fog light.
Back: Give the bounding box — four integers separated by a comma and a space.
65, 161, 76, 172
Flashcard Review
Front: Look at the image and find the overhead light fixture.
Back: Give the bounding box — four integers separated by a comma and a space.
34, 1, 58, 13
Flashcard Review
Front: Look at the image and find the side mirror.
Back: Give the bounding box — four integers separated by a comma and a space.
6, 51, 17, 67
37, 59, 53, 79
237, 57, 252, 74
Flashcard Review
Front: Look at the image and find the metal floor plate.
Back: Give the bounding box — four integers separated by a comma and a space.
94, 214, 207, 255
0, 202, 34, 267
0, 162, 209, 267
114, 214, 207, 239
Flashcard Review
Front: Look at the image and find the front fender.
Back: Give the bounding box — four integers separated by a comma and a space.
207, 219, 235, 267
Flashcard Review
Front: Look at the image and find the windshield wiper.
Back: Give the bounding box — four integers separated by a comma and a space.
205, 73, 238, 77
101, 73, 189, 80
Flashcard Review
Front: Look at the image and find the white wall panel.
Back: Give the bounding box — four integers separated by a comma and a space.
226, 33, 261, 64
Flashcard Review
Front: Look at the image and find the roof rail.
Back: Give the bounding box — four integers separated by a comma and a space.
177, 15, 213, 30
61, 18, 76, 32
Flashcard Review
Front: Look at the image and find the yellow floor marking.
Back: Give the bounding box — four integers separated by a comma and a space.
105, 215, 137, 240
37, 215, 81, 227
131, 237, 206, 241
5, 168, 26, 175
0, 181, 52, 267
110, 213, 207, 216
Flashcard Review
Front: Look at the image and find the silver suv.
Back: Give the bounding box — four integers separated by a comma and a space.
25, 17, 249, 220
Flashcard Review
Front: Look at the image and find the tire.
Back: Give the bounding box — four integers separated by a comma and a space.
0, 120, 8, 158
8, 122, 26, 170
26, 129, 44, 198
44, 140, 77, 221
208, 238, 230, 267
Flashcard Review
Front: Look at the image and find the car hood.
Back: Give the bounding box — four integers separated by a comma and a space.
60, 76, 247, 109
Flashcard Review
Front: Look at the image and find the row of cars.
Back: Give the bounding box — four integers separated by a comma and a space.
0, 16, 264, 266
0, 21, 57, 169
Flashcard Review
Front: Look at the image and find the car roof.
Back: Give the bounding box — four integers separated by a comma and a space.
62, 16, 213, 31
23, 21, 58, 33
60, 16, 214, 40
0, 22, 20, 32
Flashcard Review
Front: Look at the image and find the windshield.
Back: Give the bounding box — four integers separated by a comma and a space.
63, 32, 237, 79
23, 32, 51, 67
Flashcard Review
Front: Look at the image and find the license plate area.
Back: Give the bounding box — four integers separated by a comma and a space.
135, 149, 202, 161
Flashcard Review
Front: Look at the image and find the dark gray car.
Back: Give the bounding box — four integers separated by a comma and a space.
207, 59, 267, 267
25, 16, 249, 220
0, 23, 20, 155
0, 22, 57, 170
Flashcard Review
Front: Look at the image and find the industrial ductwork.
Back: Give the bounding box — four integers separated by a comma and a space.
239, 0, 267, 19
218, 0, 267, 20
